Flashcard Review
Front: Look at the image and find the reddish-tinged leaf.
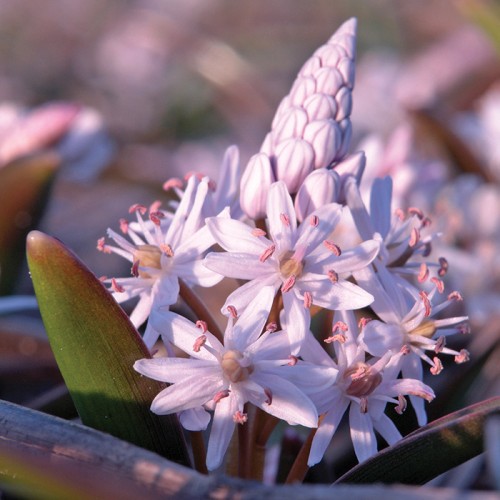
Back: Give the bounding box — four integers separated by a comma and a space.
26, 230, 190, 466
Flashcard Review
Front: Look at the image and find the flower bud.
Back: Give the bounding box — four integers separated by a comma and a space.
240, 152, 275, 219
303, 119, 341, 169
295, 168, 341, 221
274, 138, 314, 193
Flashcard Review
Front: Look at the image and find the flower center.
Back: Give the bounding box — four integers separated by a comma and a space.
279, 251, 304, 279
344, 362, 382, 397
221, 350, 253, 383
133, 244, 162, 278
410, 320, 436, 339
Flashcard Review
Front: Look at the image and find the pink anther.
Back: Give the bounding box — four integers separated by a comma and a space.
259, 244, 276, 263
281, 275, 296, 293
264, 388, 273, 405
323, 240, 342, 256
310, 215, 319, 227
430, 357, 443, 375
455, 349, 470, 364
196, 320, 208, 333
395, 395, 407, 415
161, 244, 174, 257
227, 305, 238, 318
419, 290, 432, 317
119, 218, 129, 234
129, 203, 147, 215
162, 177, 184, 191
251, 228, 267, 237
418, 263, 429, 283
327, 270, 339, 283
303, 291, 312, 308
193, 335, 207, 352
111, 278, 125, 293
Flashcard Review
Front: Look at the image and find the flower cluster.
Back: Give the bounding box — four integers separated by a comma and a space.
98, 19, 470, 473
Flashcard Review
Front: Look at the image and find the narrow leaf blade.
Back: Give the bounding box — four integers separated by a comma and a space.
336, 397, 500, 485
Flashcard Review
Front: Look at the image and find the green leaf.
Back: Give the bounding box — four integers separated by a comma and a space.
335, 397, 500, 485
26, 230, 191, 466
0, 152, 60, 295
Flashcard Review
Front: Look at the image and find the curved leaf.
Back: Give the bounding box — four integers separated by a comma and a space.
26, 230, 190, 466
336, 397, 500, 485
0, 152, 60, 294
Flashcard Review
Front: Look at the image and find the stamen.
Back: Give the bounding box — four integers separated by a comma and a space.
420, 290, 432, 317
408, 207, 424, 220
149, 200, 162, 213
213, 389, 230, 403
266, 322, 278, 332
196, 320, 208, 333
409, 227, 420, 247
251, 228, 267, 237
281, 275, 296, 293
395, 395, 407, 415
434, 336, 446, 353
280, 213, 291, 227
288, 356, 298, 366
323, 240, 342, 256
97, 237, 111, 253
227, 305, 238, 318
418, 263, 429, 282
193, 335, 207, 352
455, 349, 470, 364
233, 411, 248, 424
358, 317, 372, 329
421, 216, 432, 228
327, 270, 338, 283
431, 277, 445, 293
303, 291, 312, 308
438, 257, 449, 277
395, 208, 406, 221
161, 244, 174, 257
99, 276, 107, 282
430, 357, 443, 375
332, 321, 348, 333
149, 211, 164, 226
184, 171, 204, 181
259, 244, 276, 262
119, 218, 129, 234
400, 344, 411, 355
129, 203, 147, 215
207, 179, 217, 191
111, 278, 125, 293
310, 215, 319, 227
163, 177, 183, 191
264, 388, 273, 405
324, 333, 346, 344
448, 291, 463, 301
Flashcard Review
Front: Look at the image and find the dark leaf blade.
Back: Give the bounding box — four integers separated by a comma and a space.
26, 230, 190, 466
336, 397, 500, 485
0, 152, 60, 295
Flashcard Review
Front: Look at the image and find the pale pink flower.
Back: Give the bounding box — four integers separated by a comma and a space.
134, 286, 327, 471
205, 181, 379, 354
98, 175, 224, 344
301, 310, 435, 465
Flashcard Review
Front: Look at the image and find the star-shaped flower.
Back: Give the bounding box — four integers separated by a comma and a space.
134, 286, 329, 471
204, 180, 379, 354
98, 175, 224, 346
300, 310, 435, 465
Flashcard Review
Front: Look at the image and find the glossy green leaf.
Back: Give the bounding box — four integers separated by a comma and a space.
26, 230, 190, 466
0, 152, 60, 295
336, 396, 500, 485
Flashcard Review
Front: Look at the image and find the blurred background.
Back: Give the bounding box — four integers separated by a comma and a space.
0, 0, 499, 487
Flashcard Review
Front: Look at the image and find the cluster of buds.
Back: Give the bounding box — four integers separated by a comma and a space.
98, 19, 470, 473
